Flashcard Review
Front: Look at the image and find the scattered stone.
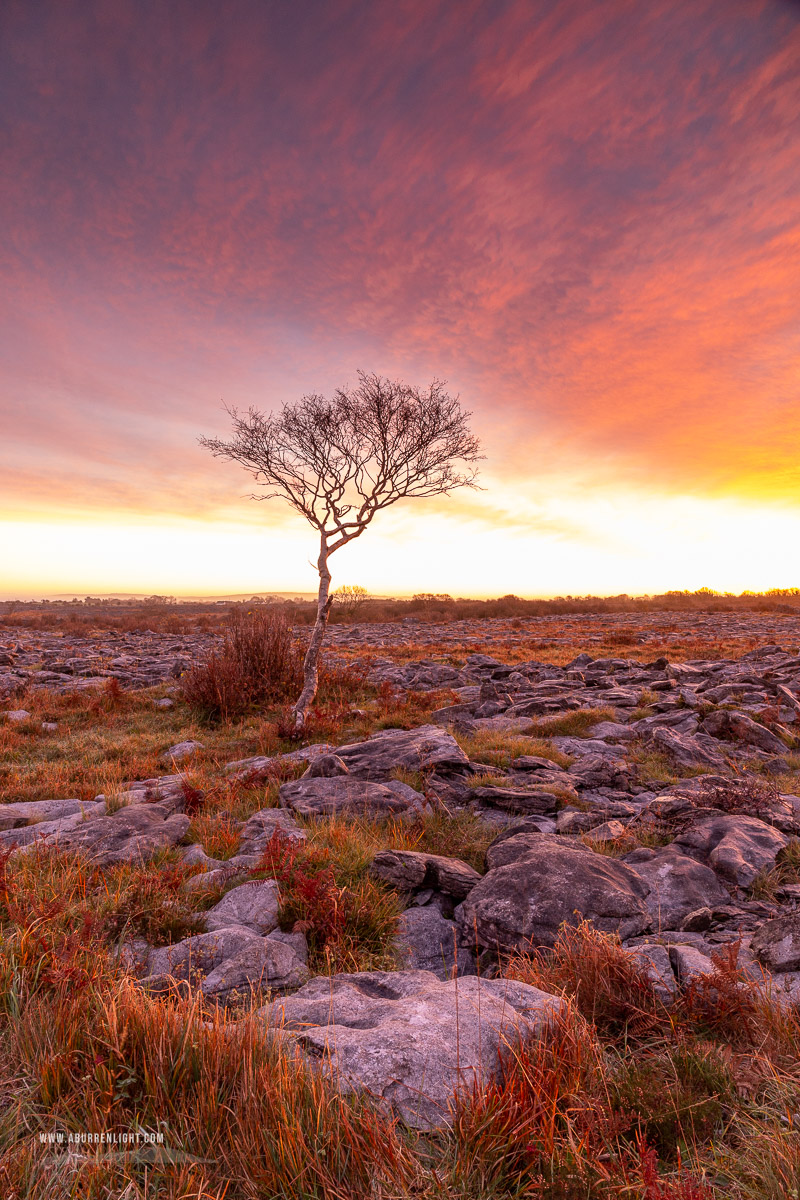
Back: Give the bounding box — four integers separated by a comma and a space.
370, 849, 481, 899
160, 740, 204, 764
280, 777, 427, 819
205, 880, 281, 935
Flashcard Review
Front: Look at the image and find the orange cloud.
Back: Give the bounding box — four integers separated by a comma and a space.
1, 0, 799, 565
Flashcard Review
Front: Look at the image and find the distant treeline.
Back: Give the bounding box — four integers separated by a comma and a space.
1, 587, 799, 633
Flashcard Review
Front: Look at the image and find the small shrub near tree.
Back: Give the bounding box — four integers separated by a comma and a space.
180, 608, 303, 722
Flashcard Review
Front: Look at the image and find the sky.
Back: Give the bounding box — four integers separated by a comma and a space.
2, 0, 799, 599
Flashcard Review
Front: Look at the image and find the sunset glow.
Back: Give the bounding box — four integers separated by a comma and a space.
2, 0, 799, 597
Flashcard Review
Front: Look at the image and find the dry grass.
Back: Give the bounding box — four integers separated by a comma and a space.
454, 727, 574, 770
524, 706, 618, 738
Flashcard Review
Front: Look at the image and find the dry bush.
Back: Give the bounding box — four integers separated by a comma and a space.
181, 609, 303, 722
508, 921, 669, 1039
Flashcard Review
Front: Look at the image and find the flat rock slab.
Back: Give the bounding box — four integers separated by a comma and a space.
261, 970, 564, 1128
458, 833, 651, 951
14, 803, 191, 866
224, 744, 334, 783
370, 849, 481, 899
0, 797, 96, 831
334, 725, 470, 779
674, 813, 788, 887
280, 777, 426, 819
470, 786, 562, 815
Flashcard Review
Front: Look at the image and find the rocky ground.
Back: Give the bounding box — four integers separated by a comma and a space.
3, 609, 800, 696
2, 616, 800, 1195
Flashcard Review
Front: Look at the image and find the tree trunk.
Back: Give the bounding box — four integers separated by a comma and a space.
292, 535, 332, 729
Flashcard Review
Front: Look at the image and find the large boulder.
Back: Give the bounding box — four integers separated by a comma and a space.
280, 777, 426, 819
457, 834, 651, 951
674, 814, 789, 887
205, 880, 281, 934
333, 725, 470, 780
261, 970, 564, 1128
624, 846, 730, 931
370, 849, 481, 899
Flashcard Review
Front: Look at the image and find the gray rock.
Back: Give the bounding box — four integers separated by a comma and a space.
225, 743, 334, 783
205, 879, 280, 934
396, 907, 476, 978
457, 835, 651, 951
18, 803, 191, 866
751, 913, 800, 972
624, 847, 730, 931
144, 925, 260, 985
201, 935, 309, 1002
237, 807, 307, 857
647, 728, 727, 771
470, 786, 561, 815
302, 753, 350, 778
181, 843, 226, 870
370, 849, 481, 899
567, 754, 634, 791
160, 740, 204, 764
629, 944, 677, 998
0, 797, 99, 831
261, 970, 564, 1128
700, 711, 788, 755
668, 944, 716, 985
280, 777, 426, 819
674, 814, 788, 887
334, 725, 470, 780
3, 709, 31, 722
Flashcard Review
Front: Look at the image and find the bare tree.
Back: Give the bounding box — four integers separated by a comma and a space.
331, 584, 371, 617
201, 371, 483, 728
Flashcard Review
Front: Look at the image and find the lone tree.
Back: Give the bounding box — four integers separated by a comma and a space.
201, 371, 483, 728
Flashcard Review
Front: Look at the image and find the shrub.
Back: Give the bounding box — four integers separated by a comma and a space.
252, 830, 402, 972
181, 609, 303, 722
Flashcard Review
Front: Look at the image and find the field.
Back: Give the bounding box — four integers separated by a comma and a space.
1, 604, 800, 1198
